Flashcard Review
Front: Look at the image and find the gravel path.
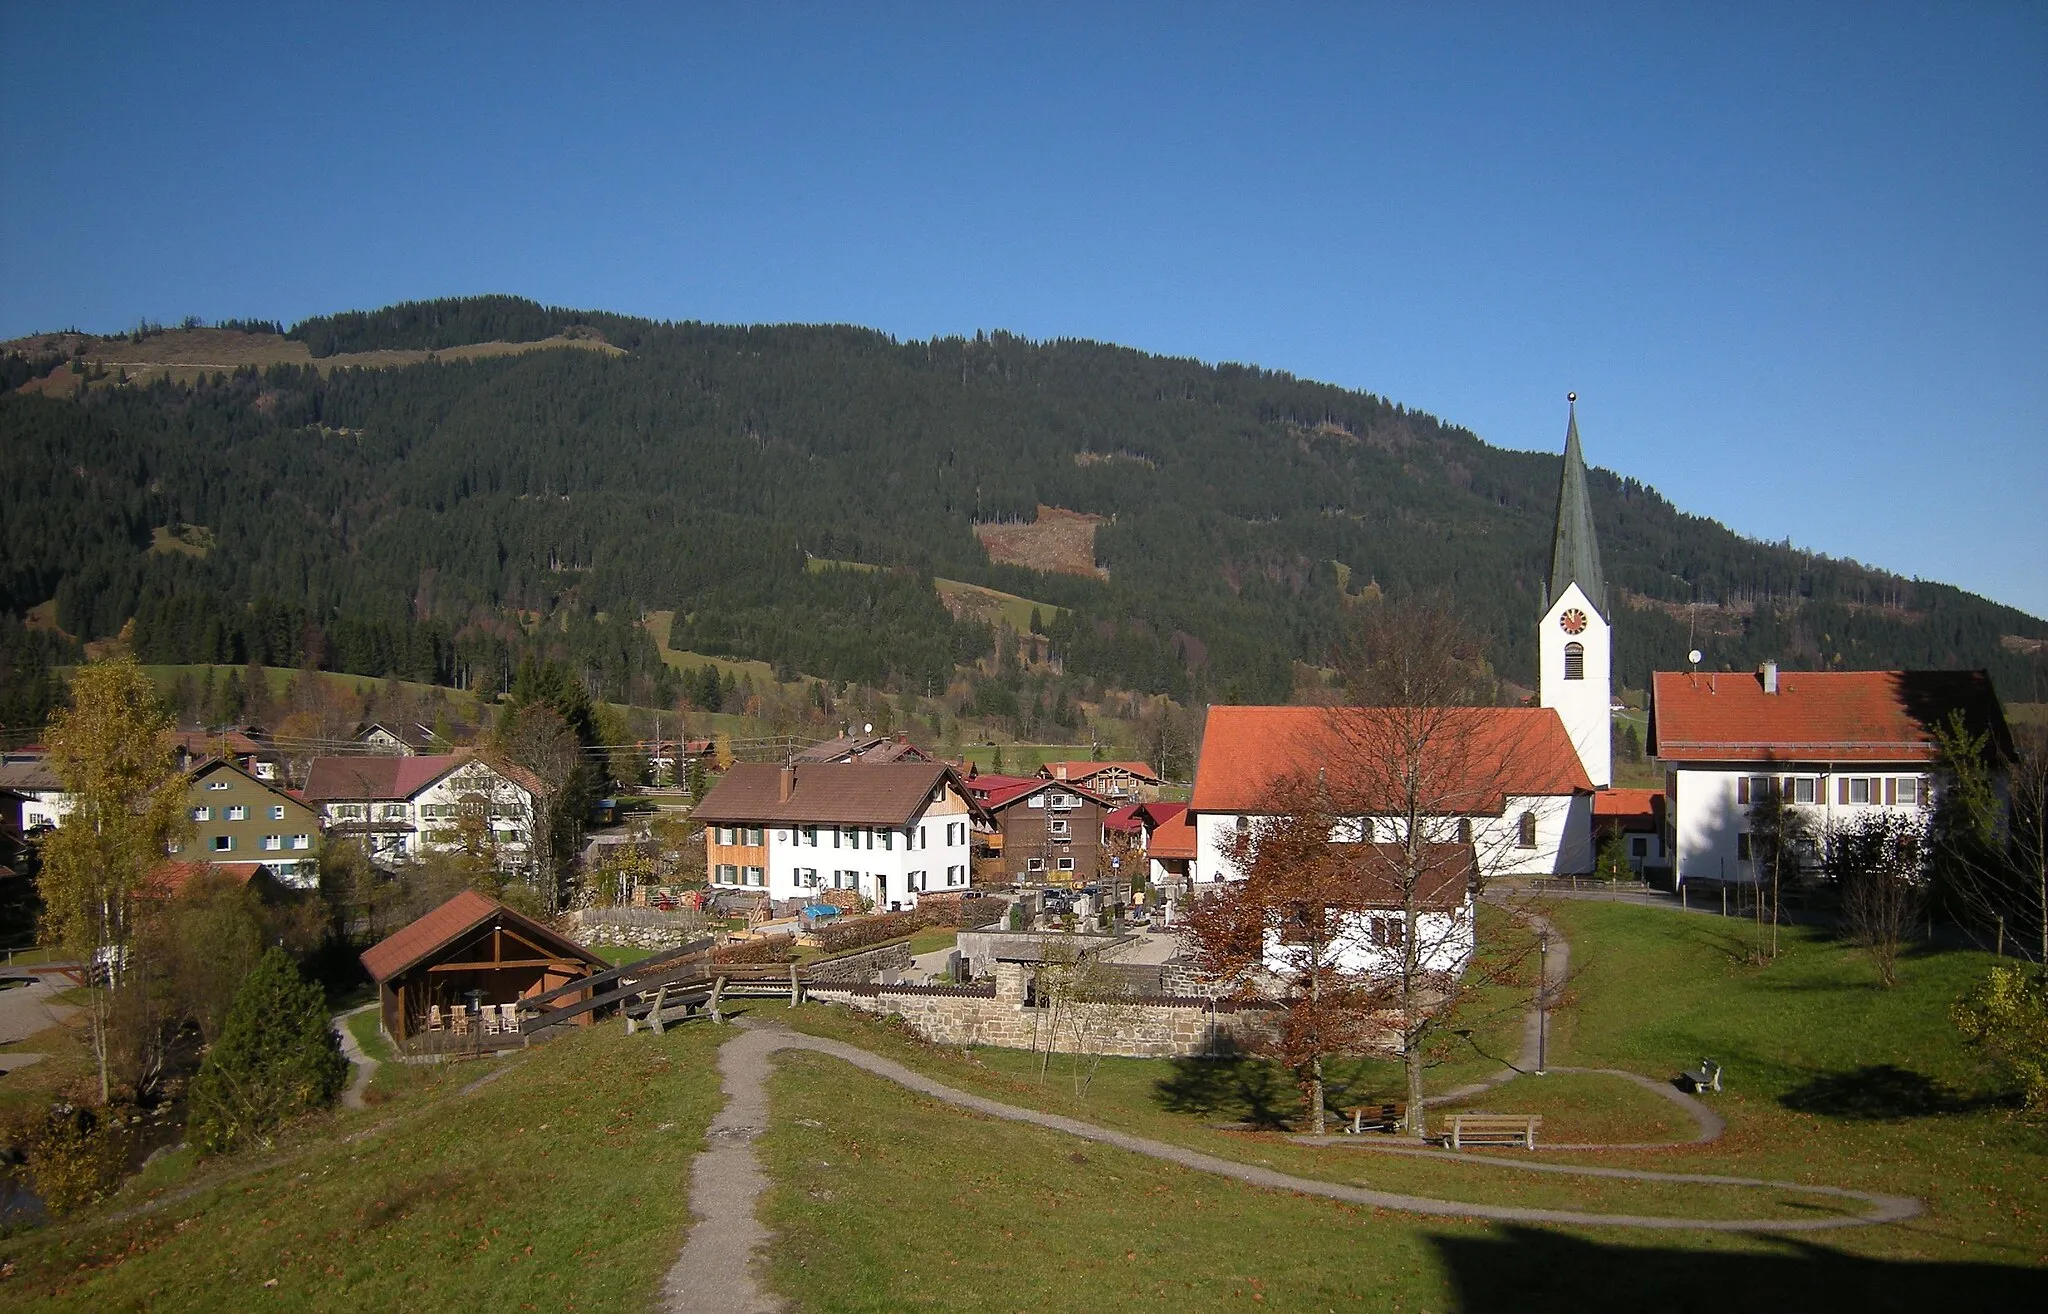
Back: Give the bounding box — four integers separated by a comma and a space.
332, 1004, 380, 1111
657, 1018, 1921, 1311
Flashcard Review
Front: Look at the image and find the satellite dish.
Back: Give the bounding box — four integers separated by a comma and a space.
1688, 649, 1703, 666
863, 722, 873, 734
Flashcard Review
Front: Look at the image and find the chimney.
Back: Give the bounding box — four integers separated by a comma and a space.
1054, 764, 1068, 781
1761, 661, 1779, 695
778, 764, 795, 803
895, 732, 907, 744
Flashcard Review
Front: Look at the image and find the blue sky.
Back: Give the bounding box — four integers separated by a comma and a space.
4, 3, 2043, 617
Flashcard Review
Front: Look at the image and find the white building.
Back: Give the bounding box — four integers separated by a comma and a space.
0, 756, 69, 832
1648, 665, 2006, 886
1257, 842, 1476, 979
303, 754, 542, 871
691, 761, 987, 911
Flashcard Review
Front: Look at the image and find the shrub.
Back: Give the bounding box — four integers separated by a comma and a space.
187, 947, 349, 1153
711, 933, 796, 964
1953, 966, 2048, 1114
813, 911, 921, 954
1, 1100, 137, 1216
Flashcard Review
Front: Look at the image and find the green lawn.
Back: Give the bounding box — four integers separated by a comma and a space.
0, 1022, 726, 1310
589, 942, 660, 967
749, 900, 2048, 1309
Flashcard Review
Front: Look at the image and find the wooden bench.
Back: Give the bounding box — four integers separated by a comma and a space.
1446, 1114, 1541, 1149
1342, 1103, 1408, 1135
1683, 1058, 1723, 1094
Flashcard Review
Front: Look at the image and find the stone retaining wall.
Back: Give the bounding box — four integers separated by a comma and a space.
809, 960, 1280, 1058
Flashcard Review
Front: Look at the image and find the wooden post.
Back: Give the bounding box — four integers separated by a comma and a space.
1720, 885, 1727, 918
710, 975, 727, 1024
789, 964, 800, 1008
1997, 916, 2006, 958
648, 981, 670, 1035
1681, 883, 1688, 910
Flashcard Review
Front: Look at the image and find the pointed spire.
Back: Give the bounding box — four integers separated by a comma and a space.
1548, 394, 1608, 619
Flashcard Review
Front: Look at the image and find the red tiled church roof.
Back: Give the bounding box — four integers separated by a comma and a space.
1648, 669, 2007, 765
1192, 705, 1592, 816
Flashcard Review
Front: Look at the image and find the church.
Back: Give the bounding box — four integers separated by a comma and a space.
1187, 398, 1611, 886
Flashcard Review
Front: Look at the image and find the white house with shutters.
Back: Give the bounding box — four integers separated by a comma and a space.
303, 754, 542, 871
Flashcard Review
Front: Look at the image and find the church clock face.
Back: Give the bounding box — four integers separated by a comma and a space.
1559, 607, 1589, 636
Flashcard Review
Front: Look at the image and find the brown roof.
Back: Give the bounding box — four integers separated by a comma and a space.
1147, 809, 1198, 860
1192, 705, 1592, 816
0, 761, 61, 792
1040, 761, 1160, 784
791, 734, 932, 764
1592, 788, 1663, 833
692, 761, 984, 828
1648, 669, 2008, 765
359, 889, 604, 983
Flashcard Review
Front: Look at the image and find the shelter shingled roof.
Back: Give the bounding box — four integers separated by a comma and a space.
359, 889, 603, 984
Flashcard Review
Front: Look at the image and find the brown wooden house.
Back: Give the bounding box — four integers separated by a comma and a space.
361, 889, 607, 1046
964, 773, 1112, 885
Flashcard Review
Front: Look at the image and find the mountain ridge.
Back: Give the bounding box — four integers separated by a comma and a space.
3, 297, 2041, 722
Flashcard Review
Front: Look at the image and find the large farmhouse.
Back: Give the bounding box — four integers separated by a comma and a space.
1647, 664, 2007, 886
691, 761, 987, 910
303, 754, 543, 871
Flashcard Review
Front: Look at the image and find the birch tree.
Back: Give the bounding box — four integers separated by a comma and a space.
38, 655, 190, 1104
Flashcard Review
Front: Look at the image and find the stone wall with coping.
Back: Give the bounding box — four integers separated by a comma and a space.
808, 960, 1281, 1058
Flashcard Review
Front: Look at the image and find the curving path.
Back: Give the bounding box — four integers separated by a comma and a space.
332, 1004, 380, 1111
659, 1020, 1925, 1312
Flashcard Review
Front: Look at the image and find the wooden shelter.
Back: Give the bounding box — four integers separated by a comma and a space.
360, 889, 607, 1046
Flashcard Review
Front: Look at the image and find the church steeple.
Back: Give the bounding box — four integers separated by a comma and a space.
1547, 396, 1609, 620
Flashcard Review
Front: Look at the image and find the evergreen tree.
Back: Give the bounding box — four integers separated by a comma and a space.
187, 947, 348, 1153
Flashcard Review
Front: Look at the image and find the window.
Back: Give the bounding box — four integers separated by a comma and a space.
1050, 792, 1077, 810
1844, 777, 1872, 805
715, 863, 738, 883
1049, 818, 1070, 836
268, 804, 285, 821
1236, 815, 1250, 836
881, 829, 893, 851
1371, 916, 1406, 948
291, 835, 310, 850
744, 866, 765, 887
1738, 834, 1753, 861
1517, 812, 1538, 849
377, 804, 408, 821
1456, 818, 1473, 844
1631, 836, 1648, 858
207, 781, 229, 791
1027, 858, 1045, 873
192, 806, 211, 822
1028, 795, 1044, 809
1792, 777, 1816, 804
908, 869, 926, 891
746, 827, 764, 846
226, 805, 248, 821
948, 865, 964, 885
1057, 857, 1075, 871
797, 868, 819, 888
261, 835, 282, 851
212, 835, 233, 852
1896, 777, 1921, 807
1563, 642, 1585, 681
1738, 776, 1775, 805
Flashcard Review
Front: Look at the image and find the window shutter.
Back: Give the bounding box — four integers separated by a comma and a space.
1839, 777, 1850, 805
1737, 777, 1750, 805
1884, 778, 1897, 806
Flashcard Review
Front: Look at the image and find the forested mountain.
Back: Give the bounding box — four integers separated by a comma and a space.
2, 297, 2042, 726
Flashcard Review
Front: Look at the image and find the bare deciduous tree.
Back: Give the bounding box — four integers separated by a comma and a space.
1829, 811, 1929, 987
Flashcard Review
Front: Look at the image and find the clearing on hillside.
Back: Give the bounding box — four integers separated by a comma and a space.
974, 505, 1107, 579
934, 578, 1063, 633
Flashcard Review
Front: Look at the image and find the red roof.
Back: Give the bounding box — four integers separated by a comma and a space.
1104, 804, 1143, 834
145, 860, 268, 898
1192, 705, 1592, 816
303, 753, 545, 802
1592, 788, 1663, 832
358, 889, 603, 983
969, 775, 1110, 812
1147, 809, 1198, 860
1648, 669, 2007, 765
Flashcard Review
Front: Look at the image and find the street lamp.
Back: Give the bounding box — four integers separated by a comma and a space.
1536, 930, 1549, 1077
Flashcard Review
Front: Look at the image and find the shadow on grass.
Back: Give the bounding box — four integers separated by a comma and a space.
1432, 1226, 2048, 1312
1778, 1064, 2004, 1120
1153, 1057, 1300, 1129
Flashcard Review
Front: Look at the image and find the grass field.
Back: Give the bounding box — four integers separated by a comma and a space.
0, 1022, 724, 1311
803, 558, 1066, 634
751, 901, 2048, 1309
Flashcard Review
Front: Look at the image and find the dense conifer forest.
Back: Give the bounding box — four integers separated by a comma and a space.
2, 296, 2042, 729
